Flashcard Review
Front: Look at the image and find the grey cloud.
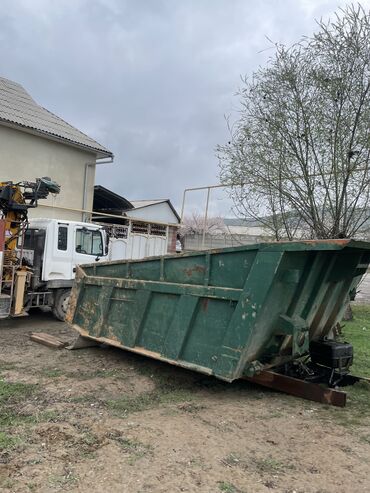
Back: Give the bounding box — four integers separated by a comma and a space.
0, 0, 367, 214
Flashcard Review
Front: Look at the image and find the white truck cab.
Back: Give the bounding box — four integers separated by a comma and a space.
20, 218, 108, 319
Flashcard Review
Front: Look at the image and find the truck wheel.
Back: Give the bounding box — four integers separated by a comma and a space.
52, 289, 71, 321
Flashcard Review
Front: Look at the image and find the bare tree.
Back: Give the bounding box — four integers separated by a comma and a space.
181, 212, 226, 236
217, 4, 370, 240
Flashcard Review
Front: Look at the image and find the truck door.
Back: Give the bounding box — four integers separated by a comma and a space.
42, 222, 74, 282
72, 226, 104, 270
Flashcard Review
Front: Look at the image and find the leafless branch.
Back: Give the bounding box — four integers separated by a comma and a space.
217, 4, 370, 240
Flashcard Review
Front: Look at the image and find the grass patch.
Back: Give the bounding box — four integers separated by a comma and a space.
253, 456, 294, 473
0, 407, 60, 427
315, 304, 370, 428
69, 394, 97, 404
39, 366, 126, 381
75, 431, 102, 459
0, 361, 17, 371
0, 378, 58, 435
0, 377, 58, 459
93, 368, 125, 378
66, 368, 125, 380
79, 431, 101, 449
339, 304, 370, 420
220, 452, 242, 468
177, 402, 205, 413
41, 368, 65, 378
0, 378, 38, 430
0, 431, 19, 450
48, 469, 78, 488
0, 478, 16, 490
0, 409, 35, 427
325, 379, 370, 428
218, 482, 243, 493
342, 304, 370, 377
106, 369, 196, 415
221, 452, 294, 475
106, 387, 194, 415
107, 431, 153, 464
0, 379, 36, 404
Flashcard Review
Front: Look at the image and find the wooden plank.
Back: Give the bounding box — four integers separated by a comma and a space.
244, 370, 347, 407
30, 332, 67, 349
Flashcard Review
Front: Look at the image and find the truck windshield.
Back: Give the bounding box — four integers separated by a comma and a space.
75, 229, 103, 256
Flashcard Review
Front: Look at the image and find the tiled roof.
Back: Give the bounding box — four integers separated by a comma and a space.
0, 77, 113, 158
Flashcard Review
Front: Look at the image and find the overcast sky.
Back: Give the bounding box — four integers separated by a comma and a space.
1, 0, 369, 215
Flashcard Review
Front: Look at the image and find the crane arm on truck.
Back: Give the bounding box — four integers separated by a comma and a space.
0, 177, 60, 318
0, 177, 60, 251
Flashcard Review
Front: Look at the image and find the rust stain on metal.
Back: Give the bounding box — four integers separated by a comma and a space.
201, 298, 209, 311
299, 239, 350, 246
244, 370, 346, 407
184, 265, 206, 277
134, 346, 163, 359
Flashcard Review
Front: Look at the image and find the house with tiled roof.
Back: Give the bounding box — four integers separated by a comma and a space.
0, 76, 113, 220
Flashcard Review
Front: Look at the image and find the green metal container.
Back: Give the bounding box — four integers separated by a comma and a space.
67, 240, 370, 382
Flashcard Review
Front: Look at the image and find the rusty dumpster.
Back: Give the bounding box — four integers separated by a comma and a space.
66, 240, 370, 382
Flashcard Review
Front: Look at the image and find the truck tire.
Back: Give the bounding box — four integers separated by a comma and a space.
52, 289, 71, 321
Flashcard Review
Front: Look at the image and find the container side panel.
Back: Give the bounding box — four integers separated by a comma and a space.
128, 260, 161, 281
164, 255, 207, 285
74, 285, 101, 333
213, 251, 285, 380
83, 263, 128, 279
103, 288, 140, 343
137, 293, 178, 352
307, 250, 364, 339
161, 295, 199, 360
179, 298, 237, 369
302, 251, 358, 333
301, 254, 338, 321
327, 251, 363, 282
69, 241, 370, 382
209, 250, 257, 289
285, 251, 325, 318
90, 285, 114, 338
321, 278, 354, 332
309, 281, 342, 337
253, 248, 365, 364
242, 251, 310, 362
82, 265, 94, 276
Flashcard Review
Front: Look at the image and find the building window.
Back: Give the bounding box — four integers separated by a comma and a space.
76, 228, 103, 256
132, 222, 149, 234
58, 226, 68, 251
149, 224, 166, 236
106, 225, 128, 239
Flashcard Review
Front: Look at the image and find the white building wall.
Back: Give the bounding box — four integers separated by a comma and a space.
0, 125, 97, 221
128, 202, 178, 224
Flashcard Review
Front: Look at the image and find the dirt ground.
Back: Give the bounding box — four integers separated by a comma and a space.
1, 311, 370, 493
